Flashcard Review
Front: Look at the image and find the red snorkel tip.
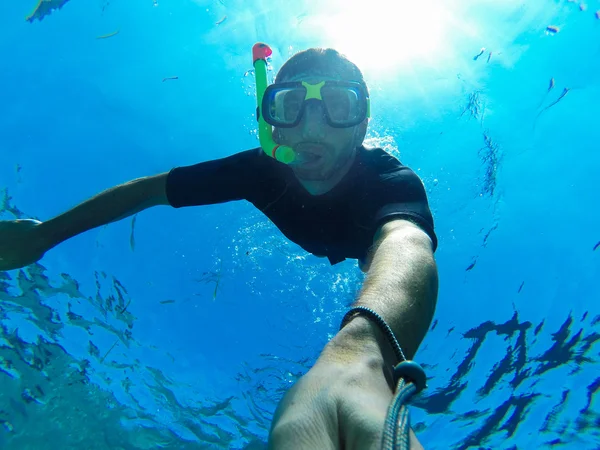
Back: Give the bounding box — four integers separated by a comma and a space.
253, 43, 273, 63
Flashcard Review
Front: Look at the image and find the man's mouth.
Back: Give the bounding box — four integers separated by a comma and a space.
298, 152, 321, 162
293, 151, 324, 169
294, 144, 327, 165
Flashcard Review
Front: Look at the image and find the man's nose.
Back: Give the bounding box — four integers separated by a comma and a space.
301, 100, 326, 140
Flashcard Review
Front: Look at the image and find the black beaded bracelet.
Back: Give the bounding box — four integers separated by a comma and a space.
340, 306, 407, 364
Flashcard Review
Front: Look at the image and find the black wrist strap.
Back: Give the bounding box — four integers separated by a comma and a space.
340, 306, 407, 363
340, 306, 428, 393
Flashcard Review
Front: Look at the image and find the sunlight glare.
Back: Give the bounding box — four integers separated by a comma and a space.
304, 0, 451, 72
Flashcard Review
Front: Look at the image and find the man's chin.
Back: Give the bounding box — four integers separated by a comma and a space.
293, 167, 332, 182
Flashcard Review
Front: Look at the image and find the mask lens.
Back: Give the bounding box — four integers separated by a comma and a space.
266, 86, 305, 126
322, 85, 364, 126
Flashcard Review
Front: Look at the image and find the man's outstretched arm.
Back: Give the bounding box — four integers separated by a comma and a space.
0, 173, 170, 271
39, 173, 170, 249
269, 218, 438, 450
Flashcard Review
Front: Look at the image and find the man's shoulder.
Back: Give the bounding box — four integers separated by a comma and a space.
353, 145, 425, 197
169, 147, 271, 182
232, 147, 265, 162
206, 147, 279, 172
357, 145, 407, 175
238, 147, 287, 169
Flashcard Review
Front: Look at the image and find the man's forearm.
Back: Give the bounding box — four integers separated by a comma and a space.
38, 173, 170, 250
354, 221, 439, 361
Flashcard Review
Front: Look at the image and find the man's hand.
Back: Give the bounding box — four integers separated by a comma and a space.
0, 219, 48, 271
268, 317, 423, 450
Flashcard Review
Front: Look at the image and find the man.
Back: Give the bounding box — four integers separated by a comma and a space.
0, 48, 439, 449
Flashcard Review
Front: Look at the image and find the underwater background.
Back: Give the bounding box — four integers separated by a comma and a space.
1, 0, 599, 448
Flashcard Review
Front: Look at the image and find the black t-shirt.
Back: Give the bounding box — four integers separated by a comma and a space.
166, 146, 437, 265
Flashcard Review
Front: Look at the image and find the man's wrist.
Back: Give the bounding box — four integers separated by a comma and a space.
324, 315, 397, 367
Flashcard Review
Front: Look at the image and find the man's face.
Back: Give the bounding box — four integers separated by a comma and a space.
274, 75, 368, 185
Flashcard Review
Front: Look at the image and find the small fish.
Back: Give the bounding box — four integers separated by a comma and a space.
518, 281, 525, 293
213, 273, 221, 300
579, 4, 587, 12
546, 25, 560, 34
535, 77, 555, 109
26, 0, 71, 23
162, 76, 179, 82
96, 29, 120, 40
596, 11, 600, 20
159, 300, 175, 305
473, 48, 486, 61
120, 299, 132, 314
213, 260, 223, 300
533, 87, 570, 130
129, 214, 137, 251
100, 339, 119, 363
487, 51, 492, 63
466, 261, 476, 271
430, 319, 438, 331
593, 241, 600, 251
296, 13, 308, 25
216, 16, 227, 25
542, 87, 569, 110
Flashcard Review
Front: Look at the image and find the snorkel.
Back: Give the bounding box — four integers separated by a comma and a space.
252, 43, 296, 164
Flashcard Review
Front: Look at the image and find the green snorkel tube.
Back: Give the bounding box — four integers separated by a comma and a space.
252, 43, 296, 164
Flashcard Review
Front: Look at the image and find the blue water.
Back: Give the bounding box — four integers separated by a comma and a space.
1, 0, 599, 448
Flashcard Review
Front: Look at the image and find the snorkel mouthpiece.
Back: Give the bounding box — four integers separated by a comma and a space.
252, 43, 296, 164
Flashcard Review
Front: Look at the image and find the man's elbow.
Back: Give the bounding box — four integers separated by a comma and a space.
361, 219, 435, 272
379, 220, 433, 249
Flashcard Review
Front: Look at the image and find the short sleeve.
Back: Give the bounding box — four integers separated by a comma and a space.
166, 149, 261, 208
373, 166, 438, 252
